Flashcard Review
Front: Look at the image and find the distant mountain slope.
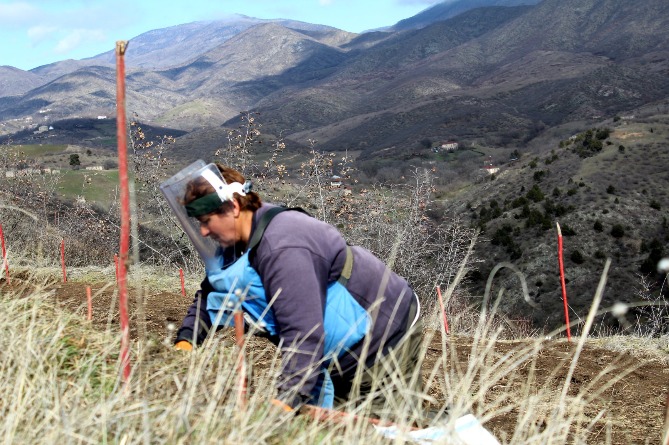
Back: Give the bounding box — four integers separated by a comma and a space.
252, 0, 669, 154
2, 0, 669, 145
251, 6, 533, 138
87, 15, 356, 69
155, 23, 351, 110
449, 0, 669, 64
391, 0, 541, 31
0, 66, 46, 98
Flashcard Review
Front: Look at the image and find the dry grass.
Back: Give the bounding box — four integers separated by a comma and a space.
1, 263, 666, 444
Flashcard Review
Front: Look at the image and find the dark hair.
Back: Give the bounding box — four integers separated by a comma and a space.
183, 163, 262, 216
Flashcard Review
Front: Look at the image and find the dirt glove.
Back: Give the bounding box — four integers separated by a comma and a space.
174, 340, 193, 351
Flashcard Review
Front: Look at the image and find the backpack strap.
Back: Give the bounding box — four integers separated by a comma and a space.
247, 206, 353, 287
337, 246, 353, 287
247, 206, 289, 253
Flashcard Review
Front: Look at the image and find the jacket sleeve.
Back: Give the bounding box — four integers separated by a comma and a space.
255, 246, 329, 407
175, 277, 213, 346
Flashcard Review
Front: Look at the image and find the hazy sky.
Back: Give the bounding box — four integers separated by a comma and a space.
0, 0, 443, 71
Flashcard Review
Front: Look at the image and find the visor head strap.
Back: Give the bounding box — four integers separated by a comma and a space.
185, 169, 249, 217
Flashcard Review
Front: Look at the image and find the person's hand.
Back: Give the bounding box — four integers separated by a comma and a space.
270, 398, 295, 414
174, 340, 193, 351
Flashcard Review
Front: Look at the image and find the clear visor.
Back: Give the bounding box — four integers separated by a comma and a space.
159, 160, 246, 272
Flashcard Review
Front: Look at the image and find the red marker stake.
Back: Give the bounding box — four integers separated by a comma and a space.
179, 268, 186, 297
60, 239, 67, 283
86, 286, 92, 321
234, 311, 247, 409
436, 285, 450, 334
0, 224, 9, 284
557, 222, 572, 342
116, 40, 131, 385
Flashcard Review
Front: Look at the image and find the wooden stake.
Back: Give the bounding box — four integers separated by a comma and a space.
234, 311, 247, 409
436, 285, 450, 334
86, 286, 92, 321
60, 238, 67, 283
116, 40, 131, 384
0, 224, 9, 284
557, 222, 572, 341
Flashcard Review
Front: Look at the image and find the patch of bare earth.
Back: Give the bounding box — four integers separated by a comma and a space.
5, 278, 667, 444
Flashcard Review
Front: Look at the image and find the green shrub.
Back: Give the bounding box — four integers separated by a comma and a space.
593, 220, 603, 232
511, 196, 528, 209
561, 224, 577, 236
570, 250, 585, 264
606, 185, 616, 194
650, 200, 661, 210
595, 128, 611, 140
526, 185, 545, 202
69, 154, 81, 166
610, 224, 625, 238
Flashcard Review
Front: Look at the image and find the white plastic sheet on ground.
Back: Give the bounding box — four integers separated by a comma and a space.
373, 414, 501, 444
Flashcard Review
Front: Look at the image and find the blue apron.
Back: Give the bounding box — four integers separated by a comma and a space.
206, 251, 370, 408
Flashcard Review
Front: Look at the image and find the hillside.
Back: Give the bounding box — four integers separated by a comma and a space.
0, 0, 667, 335
440, 107, 669, 330
391, 0, 541, 31
2, 0, 669, 145
0, 66, 46, 97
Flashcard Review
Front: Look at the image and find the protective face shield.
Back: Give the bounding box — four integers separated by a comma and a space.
159, 160, 251, 271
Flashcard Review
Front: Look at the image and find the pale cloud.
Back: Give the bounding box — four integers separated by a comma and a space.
0, 2, 43, 26
27, 25, 58, 44
54, 29, 106, 54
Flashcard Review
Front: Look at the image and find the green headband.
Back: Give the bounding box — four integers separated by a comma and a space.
185, 193, 224, 217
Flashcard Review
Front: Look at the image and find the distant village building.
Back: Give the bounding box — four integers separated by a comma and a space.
97, 115, 107, 120
16, 168, 41, 176
85, 166, 104, 171
440, 141, 459, 151
330, 175, 343, 188
3, 167, 59, 178
484, 166, 500, 175
483, 156, 500, 175
33, 125, 49, 134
